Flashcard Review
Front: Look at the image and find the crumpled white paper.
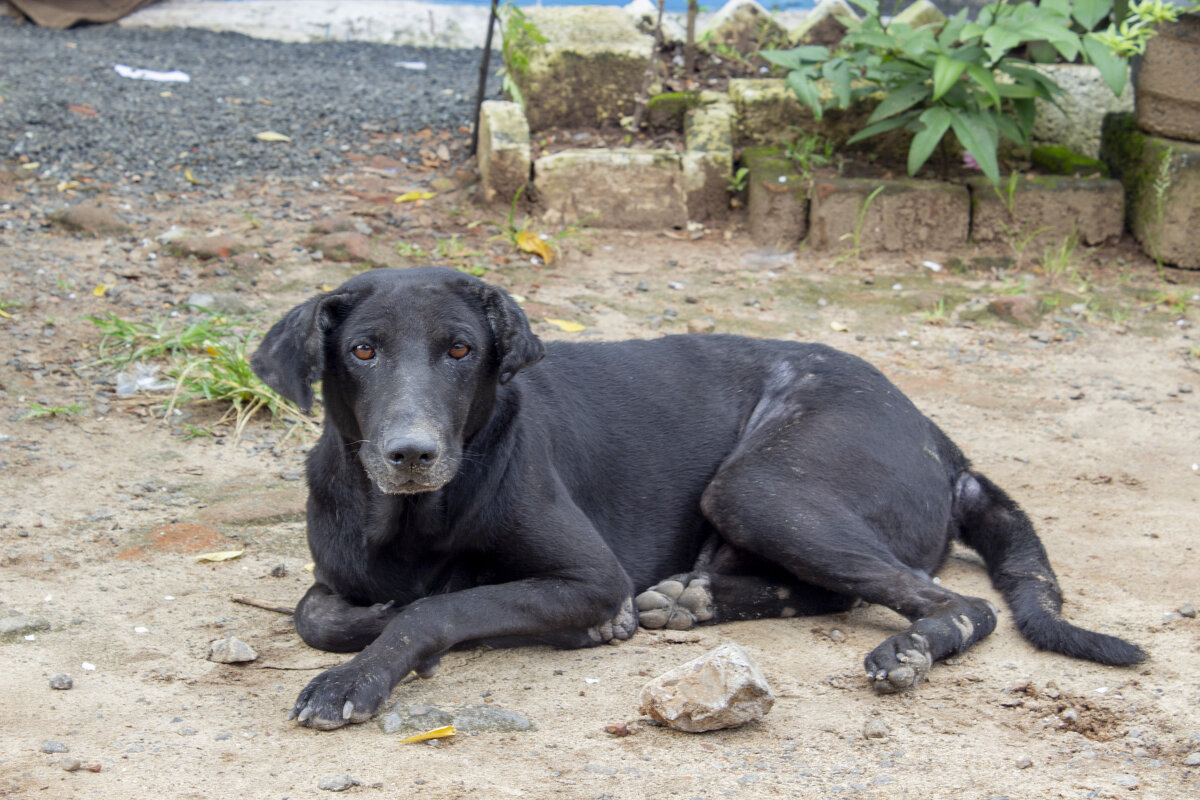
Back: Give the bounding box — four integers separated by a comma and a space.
114, 64, 190, 83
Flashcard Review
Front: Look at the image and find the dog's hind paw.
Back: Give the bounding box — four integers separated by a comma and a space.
864, 633, 933, 693
635, 575, 713, 631
588, 597, 637, 644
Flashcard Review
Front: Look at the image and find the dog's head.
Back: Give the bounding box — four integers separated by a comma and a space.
252, 267, 544, 494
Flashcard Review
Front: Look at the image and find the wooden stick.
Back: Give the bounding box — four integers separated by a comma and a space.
231, 596, 294, 615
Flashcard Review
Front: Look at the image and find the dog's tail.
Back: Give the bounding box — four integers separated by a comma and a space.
953, 470, 1146, 666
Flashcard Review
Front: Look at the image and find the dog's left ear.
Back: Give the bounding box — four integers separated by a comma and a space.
477, 283, 545, 384
251, 291, 351, 412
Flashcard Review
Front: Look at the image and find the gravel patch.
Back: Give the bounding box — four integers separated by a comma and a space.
0, 15, 499, 184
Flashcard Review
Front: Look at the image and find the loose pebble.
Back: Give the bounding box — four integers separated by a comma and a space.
1179, 602, 1196, 618
60, 757, 81, 772
208, 637, 258, 663
1014, 756, 1033, 769
638, 643, 774, 733
1113, 774, 1139, 789
863, 720, 890, 740
318, 774, 361, 792
49, 673, 73, 690
1184, 751, 1200, 766
41, 741, 69, 754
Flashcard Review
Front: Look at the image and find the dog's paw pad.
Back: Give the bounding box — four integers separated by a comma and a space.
588, 597, 638, 644
636, 576, 713, 631
864, 634, 933, 694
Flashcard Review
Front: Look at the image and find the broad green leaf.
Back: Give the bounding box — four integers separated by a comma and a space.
1012, 97, 1037, 142
1041, 0, 1072, 18
994, 113, 1027, 146
964, 63, 1001, 107
822, 59, 852, 108
786, 72, 823, 119
1083, 33, 1128, 96
949, 111, 1000, 185
933, 55, 968, 101
846, 111, 919, 145
1072, 0, 1112, 31
938, 9, 970, 48
866, 79, 930, 124
848, 0, 879, 17
908, 107, 952, 176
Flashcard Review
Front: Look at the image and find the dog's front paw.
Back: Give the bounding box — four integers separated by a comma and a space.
289, 661, 393, 730
636, 575, 713, 630
864, 632, 933, 693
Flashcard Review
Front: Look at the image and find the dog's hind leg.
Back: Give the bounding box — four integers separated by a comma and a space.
697, 441, 999, 692
636, 544, 855, 630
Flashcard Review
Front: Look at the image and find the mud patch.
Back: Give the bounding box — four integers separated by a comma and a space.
117, 521, 232, 560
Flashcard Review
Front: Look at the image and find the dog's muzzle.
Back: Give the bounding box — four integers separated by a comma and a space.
362, 435, 455, 494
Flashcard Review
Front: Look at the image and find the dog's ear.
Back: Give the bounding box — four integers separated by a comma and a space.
478, 283, 545, 384
252, 291, 351, 413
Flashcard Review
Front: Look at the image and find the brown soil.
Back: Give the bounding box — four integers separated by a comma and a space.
1, 158, 1198, 799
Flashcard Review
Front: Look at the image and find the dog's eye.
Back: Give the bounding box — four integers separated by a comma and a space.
448, 343, 470, 360
352, 344, 375, 361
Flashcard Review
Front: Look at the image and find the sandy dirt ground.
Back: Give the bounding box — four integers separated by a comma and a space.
1, 163, 1198, 800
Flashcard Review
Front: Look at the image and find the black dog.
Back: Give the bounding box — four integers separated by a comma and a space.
252, 267, 1143, 730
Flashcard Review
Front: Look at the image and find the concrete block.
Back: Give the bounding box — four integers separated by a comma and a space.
534, 149, 687, 230
682, 98, 735, 223
1135, 14, 1200, 143
789, 0, 856, 46
890, 0, 946, 31
700, 0, 788, 54
477, 100, 531, 205
1033, 64, 1133, 159
808, 178, 969, 253
502, 7, 653, 132
967, 175, 1125, 248
742, 146, 807, 250
1102, 115, 1200, 269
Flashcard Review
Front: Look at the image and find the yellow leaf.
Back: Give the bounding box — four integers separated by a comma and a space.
395, 191, 435, 203
93, 284, 109, 297
56, 181, 79, 192
516, 231, 555, 265
20, 162, 39, 170
304, 562, 315, 573
546, 318, 585, 333
254, 131, 292, 142
319, 284, 333, 292
399, 725, 455, 744
184, 168, 200, 185
830, 321, 850, 333
0, 308, 12, 319
195, 550, 245, 563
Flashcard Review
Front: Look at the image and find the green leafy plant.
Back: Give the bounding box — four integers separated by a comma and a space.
836, 185, 885, 262
499, 3, 546, 108
167, 334, 315, 442
1041, 229, 1079, 277
784, 129, 835, 180
88, 311, 236, 367
23, 402, 86, 420
763, 0, 1148, 185
1093, 0, 1199, 56
920, 297, 949, 325
728, 166, 751, 193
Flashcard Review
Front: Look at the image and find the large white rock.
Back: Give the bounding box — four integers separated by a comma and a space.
638, 643, 775, 732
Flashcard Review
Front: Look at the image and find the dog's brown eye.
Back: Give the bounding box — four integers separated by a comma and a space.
352, 344, 375, 361
448, 343, 470, 360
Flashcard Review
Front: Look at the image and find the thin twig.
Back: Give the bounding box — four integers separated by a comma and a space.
249, 663, 340, 671
232, 596, 295, 615
630, 0, 666, 130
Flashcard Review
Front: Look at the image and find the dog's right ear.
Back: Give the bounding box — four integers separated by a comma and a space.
252, 292, 350, 413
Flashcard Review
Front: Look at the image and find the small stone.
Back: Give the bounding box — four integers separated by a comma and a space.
41, 741, 69, 754
1113, 774, 1139, 789
1179, 602, 1196, 618
1014, 756, 1033, 769
208, 637, 258, 664
268, 563, 288, 578
49, 673, 73, 690
686, 318, 716, 335
1184, 751, 1200, 766
863, 719, 890, 740
61, 757, 82, 772
638, 643, 774, 732
318, 774, 361, 792
0, 613, 51, 637
828, 629, 846, 642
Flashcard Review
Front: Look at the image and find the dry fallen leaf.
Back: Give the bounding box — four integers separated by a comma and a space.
93, 285, 109, 298
195, 550, 245, 563
254, 131, 292, 143
399, 725, 455, 744
546, 318, 585, 333
830, 321, 850, 333
516, 231, 555, 264
303, 562, 315, 573
184, 168, 201, 185
395, 191, 435, 203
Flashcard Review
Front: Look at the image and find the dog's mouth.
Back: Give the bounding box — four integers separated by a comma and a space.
360, 453, 457, 496
372, 473, 448, 495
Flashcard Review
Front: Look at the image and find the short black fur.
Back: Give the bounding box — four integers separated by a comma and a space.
251, 267, 1144, 730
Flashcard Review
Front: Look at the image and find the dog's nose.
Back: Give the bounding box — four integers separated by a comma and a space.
382, 436, 439, 468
